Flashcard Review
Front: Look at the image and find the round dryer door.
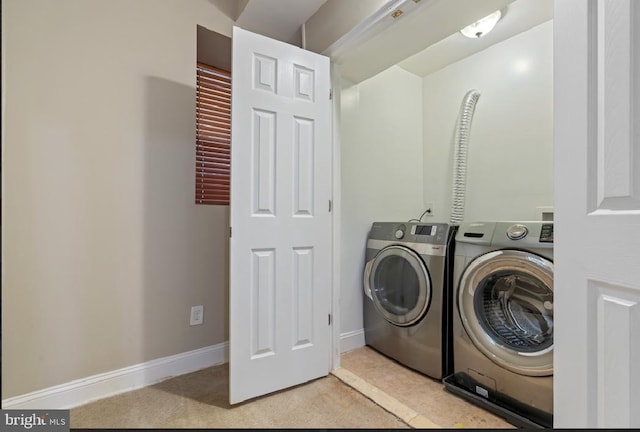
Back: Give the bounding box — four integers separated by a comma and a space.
367, 245, 431, 327
458, 249, 554, 376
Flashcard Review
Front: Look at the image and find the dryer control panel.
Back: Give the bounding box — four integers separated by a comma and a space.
410, 223, 448, 244
369, 222, 450, 245
413, 224, 437, 236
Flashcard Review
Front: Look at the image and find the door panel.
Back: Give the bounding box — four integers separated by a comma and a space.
229, 26, 332, 405
588, 282, 640, 426
554, 0, 640, 427
591, 0, 640, 211
251, 109, 276, 215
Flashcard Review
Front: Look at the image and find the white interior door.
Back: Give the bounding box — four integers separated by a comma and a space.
555, 0, 640, 428
229, 26, 332, 404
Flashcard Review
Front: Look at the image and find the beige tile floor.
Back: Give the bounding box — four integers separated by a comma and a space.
70, 344, 517, 429
71, 362, 409, 429
339, 346, 515, 429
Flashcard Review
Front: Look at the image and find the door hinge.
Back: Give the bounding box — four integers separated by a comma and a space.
328, 314, 332, 326
229, 227, 232, 238
329, 200, 332, 212
329, 89, 333, 100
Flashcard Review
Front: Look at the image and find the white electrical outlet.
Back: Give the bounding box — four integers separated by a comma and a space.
423, 202, 435, 217
190, 305, 204, 326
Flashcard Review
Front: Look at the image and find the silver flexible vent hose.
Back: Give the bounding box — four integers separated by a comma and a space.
450, 89, 481, 225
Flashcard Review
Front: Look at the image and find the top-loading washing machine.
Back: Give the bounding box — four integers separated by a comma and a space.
445, 221, 554, 428
363, 221, 457, 380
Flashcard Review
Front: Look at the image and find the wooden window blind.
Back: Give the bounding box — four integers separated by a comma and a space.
196, 62, 231, 205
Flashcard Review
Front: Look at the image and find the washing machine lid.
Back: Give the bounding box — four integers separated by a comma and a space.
458, 249, 554, 376
366, 245, 431, 326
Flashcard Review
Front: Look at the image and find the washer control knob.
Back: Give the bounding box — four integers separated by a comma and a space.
395, 229, 405, 239
507, 224, 528, 240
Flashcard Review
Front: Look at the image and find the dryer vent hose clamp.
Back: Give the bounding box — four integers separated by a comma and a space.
450, 89, 481, 225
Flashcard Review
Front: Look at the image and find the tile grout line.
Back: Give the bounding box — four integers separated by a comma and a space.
331, 367, 442, 429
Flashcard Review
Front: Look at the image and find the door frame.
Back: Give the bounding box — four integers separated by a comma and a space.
325, 0, 640, 427
320, 0, 560, 403
330, 62, 342, 369
321, 0, 559, 373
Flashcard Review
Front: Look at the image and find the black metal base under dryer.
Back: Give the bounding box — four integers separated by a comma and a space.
443, 374, 552, 429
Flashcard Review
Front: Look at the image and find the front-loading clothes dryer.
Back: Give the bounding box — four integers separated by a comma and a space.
363, 222, 456, 380
445, 221, 554, 428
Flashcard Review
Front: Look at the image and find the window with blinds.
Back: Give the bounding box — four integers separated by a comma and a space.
196, 62, 231, 205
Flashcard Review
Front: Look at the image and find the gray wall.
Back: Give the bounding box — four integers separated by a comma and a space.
2, 0, 233, 398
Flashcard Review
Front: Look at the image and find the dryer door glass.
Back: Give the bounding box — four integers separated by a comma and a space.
459, 249, 554, 376
369, 246, 431, 326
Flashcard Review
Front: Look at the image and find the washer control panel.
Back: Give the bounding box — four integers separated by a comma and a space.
506, 224, 528, 240
539, 223, 554, 243
457, 221, 554, 248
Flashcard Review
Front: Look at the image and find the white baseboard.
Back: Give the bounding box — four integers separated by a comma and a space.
3, 331, 364, 410
340, 328, 365, 353
2, 342, 228, 410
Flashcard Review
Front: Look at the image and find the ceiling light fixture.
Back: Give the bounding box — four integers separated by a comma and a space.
460, 10, 502, 38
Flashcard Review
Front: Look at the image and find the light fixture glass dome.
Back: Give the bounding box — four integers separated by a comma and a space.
460, 10, 502, 38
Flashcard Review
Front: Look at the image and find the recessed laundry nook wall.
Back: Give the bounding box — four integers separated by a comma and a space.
419, 20, 553, 223
338, 12, 553, 340
339, 66, 425, 340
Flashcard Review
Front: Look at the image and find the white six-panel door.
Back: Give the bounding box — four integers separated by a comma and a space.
554, 0, 640, 427
229, 26, 332, 404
